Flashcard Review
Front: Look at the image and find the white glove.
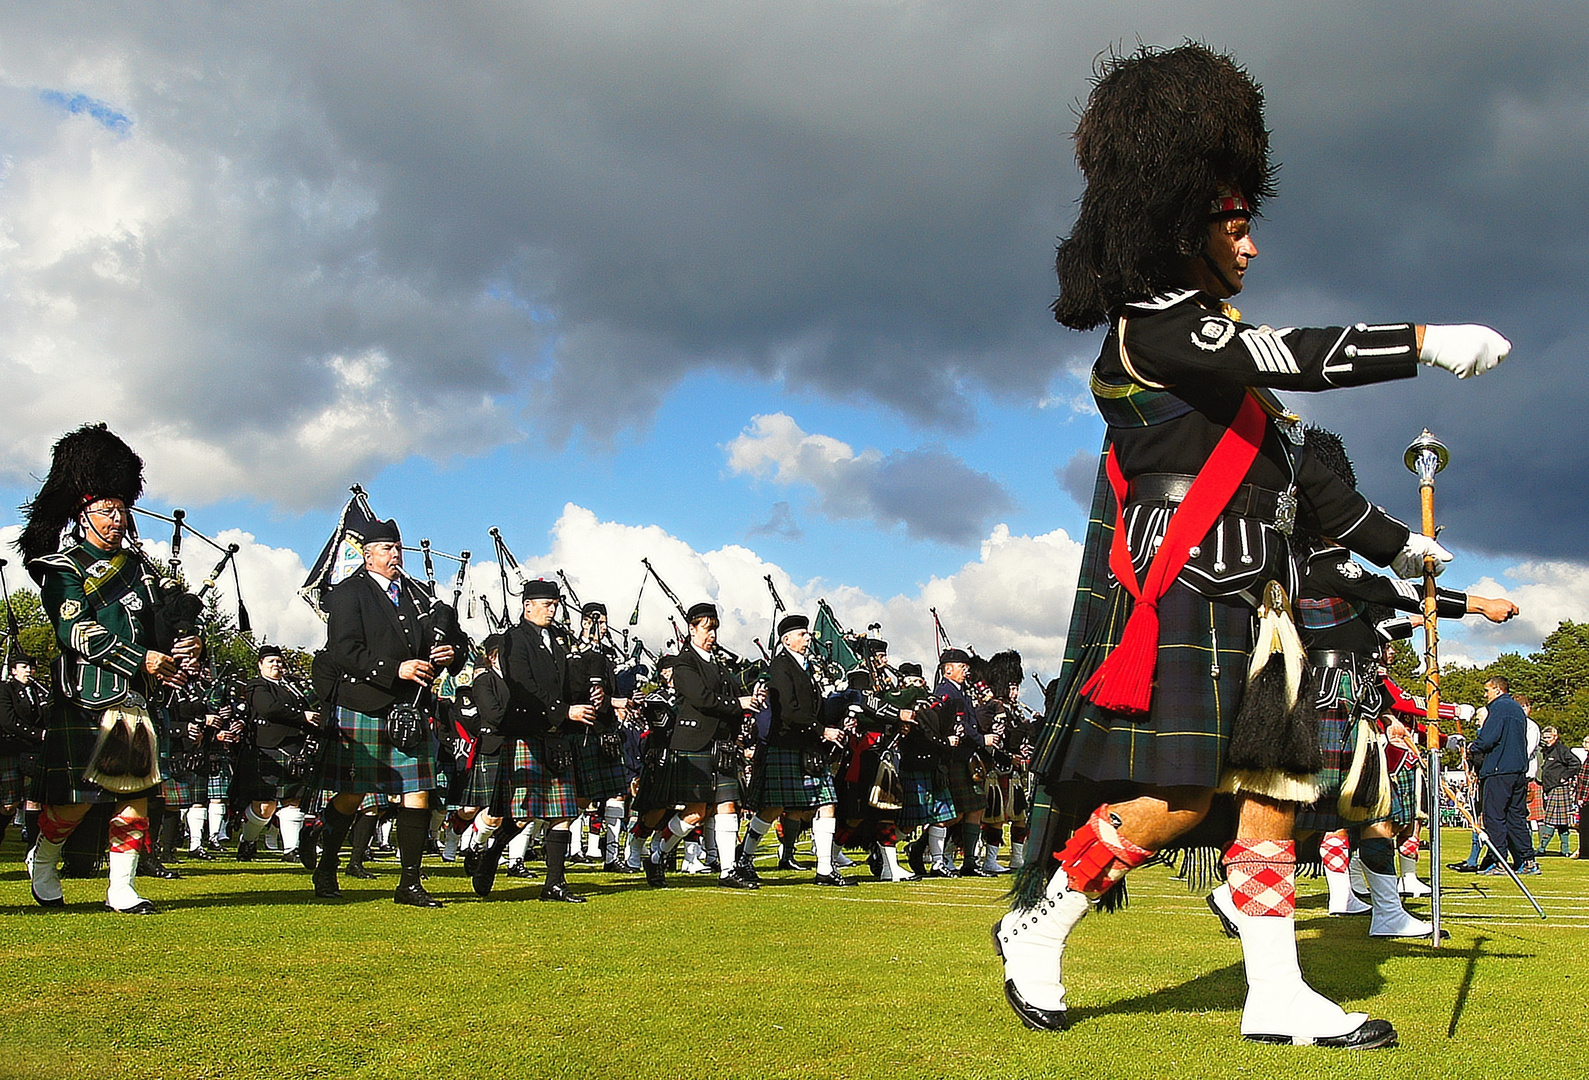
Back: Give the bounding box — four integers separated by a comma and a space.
1419, 324, 1510, 378
1456, 703, 1476, 723
1391, 533, 1452, 579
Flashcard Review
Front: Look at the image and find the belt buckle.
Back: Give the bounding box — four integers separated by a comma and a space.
124, 690, 148, 709
1274, 486, 1298, 536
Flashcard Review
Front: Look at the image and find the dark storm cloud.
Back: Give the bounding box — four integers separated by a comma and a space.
0, 2, 1584, 553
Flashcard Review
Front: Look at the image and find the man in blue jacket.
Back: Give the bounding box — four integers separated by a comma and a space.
1470, 676, 1540, 875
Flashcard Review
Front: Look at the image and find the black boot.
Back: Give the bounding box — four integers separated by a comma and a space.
778, 823, 807, 871
23, 807, 42, 852
345, 812, 380, 879
393, 806, 441, 908
313, 804, 355, 899
473, 819, 517, 898
540, 827, 586, 902
139, 803, 181, 881
960, 821, 994, 877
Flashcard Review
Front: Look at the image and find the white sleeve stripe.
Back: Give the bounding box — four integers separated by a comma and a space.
1319, 326, 1353, 365
1358, 323, 1411, 333
1334, 503, 1375, 540
1392, 579, 1420, 602
1349, 344, 1411, 357
1240, 328, 1299, 374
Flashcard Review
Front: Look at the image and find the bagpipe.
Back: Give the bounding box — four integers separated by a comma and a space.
637, 556, 767, 694
127, 506, 247, 657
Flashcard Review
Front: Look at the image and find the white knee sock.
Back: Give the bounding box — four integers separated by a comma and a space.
207, 801, 225, 842
926, 824, 947, 869
277, 806, 304, 852
507, 822, 532, 863
813, 816, 837, 875
241, 807, 271, 843
602, 800, 625, 859
714, 814, 741, 879
186, 805, 206, 850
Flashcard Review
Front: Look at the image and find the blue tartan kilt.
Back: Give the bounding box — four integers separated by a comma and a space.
1389, 765, 1422, 828
572, 730, 631, 803
946, 757, 983, 816
510, 738, 581, 821
898, 767, 956, 830
1054, 581, 1252, 790
206, 763, 233, 802
748, 746, 836, 812
659, 746, 739, 806
320, 706, 435, 796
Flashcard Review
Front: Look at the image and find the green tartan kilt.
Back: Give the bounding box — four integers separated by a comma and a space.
1389, 765, 1421, 828
748, 746, 835, 811
163, 768, 207, 807
898, 766, 956, 830
510, 738, 581, 821
238, 747, 313, 804
320, 706, 434, 796
42, 699, 160, 806
1295, 695, 1380, 833
1052, 581, 1252, 791
659, 746, 739, 806
454, 751, 502, 809
947, 757, 984, 816
572, 730, 631, 803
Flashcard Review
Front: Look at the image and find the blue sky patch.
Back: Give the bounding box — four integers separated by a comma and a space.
38, 89, 132, 135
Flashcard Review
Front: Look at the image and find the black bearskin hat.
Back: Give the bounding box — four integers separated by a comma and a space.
1053, 42, 1276, 330
16, 423, 144, 570
985, 649, 1024, 695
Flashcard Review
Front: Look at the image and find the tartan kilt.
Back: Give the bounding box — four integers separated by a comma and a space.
163, 768, 208, 807
455, 751, 502, 809
659, 746, 739, 806
319, 706, 434, 796
1053, 582, 1252, 790
509, 738, 581, 821
749, 746, 836, 812
947, 757, 984, 816
1389, 765, 1423, 827
1295, 692, 1377, 834
43, 699, 161, 805
0, 752, 31, 805
237, 747, 313, 804
206, 762, 233, 802
1543, 783, 1577, 829
633, 745, 673, 815
898, 766, 956, 830
572, 731, 631, 803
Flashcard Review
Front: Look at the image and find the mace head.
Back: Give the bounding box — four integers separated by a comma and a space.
1404, 429, 1449, 481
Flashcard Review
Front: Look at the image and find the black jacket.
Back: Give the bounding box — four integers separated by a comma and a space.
500, 619, 572, 738
670, 646, 743, 752
1541, 740, 1582, 792
324, 570, 463, 715
456, 667, 512, 755
0, 678, 47, 751
766, 650, 822, 751
246, 676, 314, 751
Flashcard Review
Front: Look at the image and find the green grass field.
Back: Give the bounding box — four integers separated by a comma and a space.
1, 828, 1581, 1080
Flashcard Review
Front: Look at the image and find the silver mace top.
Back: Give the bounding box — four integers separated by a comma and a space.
1404, 429, 1449, 485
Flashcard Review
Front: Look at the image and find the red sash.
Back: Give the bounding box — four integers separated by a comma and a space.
1080, 391, 1267, 715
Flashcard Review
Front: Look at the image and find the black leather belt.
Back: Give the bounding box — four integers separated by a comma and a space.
1307, 649, 1360, 669
1127, 472, 1285, 523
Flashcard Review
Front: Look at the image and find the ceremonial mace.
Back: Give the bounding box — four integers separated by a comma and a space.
1404, 430, 1448, 947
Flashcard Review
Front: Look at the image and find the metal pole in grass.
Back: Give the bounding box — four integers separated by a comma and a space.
1404, 430, 1448, 947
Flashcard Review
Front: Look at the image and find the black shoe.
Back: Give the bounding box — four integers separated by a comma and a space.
237, 839, 258, 862
734, 857, 761, 885
867, 845, 884, 880
1447, 862, 1478, 872
280, 848, 299, 863
814, 871, 854, 887
473, 847, 503, 898
603, 858, 627, 874
1003, 978, 1070, 1032
312, 873, 342, 899
463, 849, 481, 876
777, 854, 808, 871
539, 882, 588, 903
907, 837, 928, 878
345, 864, 379, 880
719, 868, 759, 890
105, 899, 157, 915
1246, 1018, 1398, 1049
928, 865, 960, 878
960, 863, 997, 878
645, 857, 667, 888
505, 859, 535, 879
394, 882, 443, 908
187, 847, 215, 862
140, 852, 181, 881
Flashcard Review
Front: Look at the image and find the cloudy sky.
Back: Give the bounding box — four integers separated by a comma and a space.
2, 2, 1586, 684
